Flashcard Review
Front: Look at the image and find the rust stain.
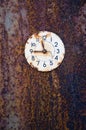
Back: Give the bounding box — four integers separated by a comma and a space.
0, 0, 85, 130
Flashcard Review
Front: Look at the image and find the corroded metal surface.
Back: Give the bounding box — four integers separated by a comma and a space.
0, 0, 86, 130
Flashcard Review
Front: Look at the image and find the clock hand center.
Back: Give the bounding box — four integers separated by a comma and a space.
42, 49, 47, 54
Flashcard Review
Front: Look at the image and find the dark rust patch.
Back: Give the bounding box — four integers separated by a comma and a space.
0, 0, 85, 130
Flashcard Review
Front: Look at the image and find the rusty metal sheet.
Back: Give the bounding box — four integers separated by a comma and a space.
0, 0, 86, 130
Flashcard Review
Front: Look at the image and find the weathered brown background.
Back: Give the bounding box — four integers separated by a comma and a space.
0, 0, 86, 130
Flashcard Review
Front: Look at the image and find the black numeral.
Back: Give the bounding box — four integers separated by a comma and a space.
42, 35, 46, 40
50, 60, 53, 65
54, 42, 58, 47
32, 56, 35, 61
55, 56, 58, 60
36, 38, 39, 42
43, 62, 46, 67
50, 37, 52, 42
31, 43, 36, 47
30, 49, 33, 53
57, 49, 60, 54
36, 60, 40, 65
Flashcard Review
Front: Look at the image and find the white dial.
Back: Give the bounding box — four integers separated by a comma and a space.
25, 31, 65, 72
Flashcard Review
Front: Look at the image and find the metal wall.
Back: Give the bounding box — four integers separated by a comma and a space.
0, 0, 86, 130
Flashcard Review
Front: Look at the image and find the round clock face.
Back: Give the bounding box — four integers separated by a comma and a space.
25, 31, 65, 72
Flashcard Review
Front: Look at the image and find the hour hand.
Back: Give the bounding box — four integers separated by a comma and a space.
33, 50, 43, 53
33, 50, 47, 54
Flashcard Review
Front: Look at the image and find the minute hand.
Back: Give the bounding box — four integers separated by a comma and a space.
41, 41, 45, 49
41, 41, 47, 53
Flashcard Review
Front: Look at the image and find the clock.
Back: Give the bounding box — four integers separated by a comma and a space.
24, 31, 65, 72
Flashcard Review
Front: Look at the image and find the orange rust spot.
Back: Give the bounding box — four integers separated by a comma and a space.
34, 32, 39, 37
29, 35, 32, 39
30, 62, 38, 70
30, 63, 34, 68
34, 32, 41, 40
34, 33, 38, 38
33, 32, 52, 41
58, 62, 61, 66
46, 32, 51, 37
